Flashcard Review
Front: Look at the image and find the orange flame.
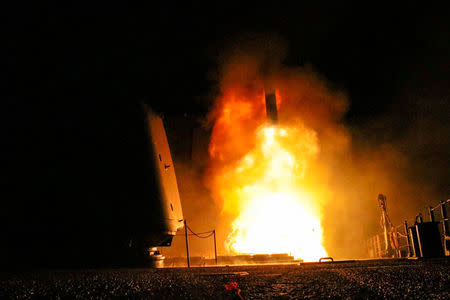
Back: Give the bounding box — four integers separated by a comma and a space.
208, 88, 328, 261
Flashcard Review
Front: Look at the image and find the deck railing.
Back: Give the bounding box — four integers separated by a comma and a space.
368, 198, 450, 258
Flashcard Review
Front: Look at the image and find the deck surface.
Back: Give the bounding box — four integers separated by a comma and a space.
1, 258, 449, 299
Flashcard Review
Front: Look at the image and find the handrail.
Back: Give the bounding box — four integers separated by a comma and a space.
368, 197, 449, 258
430, 199, 450, 212
319, 257, 334, 263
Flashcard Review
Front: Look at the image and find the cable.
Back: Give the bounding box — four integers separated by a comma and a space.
186, 225, 215, 238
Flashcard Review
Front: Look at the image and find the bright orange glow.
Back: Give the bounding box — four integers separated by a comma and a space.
209, 91, 328, 261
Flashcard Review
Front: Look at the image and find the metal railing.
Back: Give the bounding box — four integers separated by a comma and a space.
427, 199, 450, 255
368, 199, 450, 258
172, 219, 217, 268
367, 222, 411, 258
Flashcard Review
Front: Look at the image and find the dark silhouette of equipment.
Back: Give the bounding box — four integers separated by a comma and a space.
407, 213, 444, 258
428, 199, 450, 256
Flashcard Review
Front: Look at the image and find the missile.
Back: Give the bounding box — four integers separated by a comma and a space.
265, 89, 278, 124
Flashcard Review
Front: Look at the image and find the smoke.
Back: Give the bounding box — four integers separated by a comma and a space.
204, 35, 445, 259
158, 116, 221, 260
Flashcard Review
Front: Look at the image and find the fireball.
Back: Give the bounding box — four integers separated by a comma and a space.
208, 89, 328, 262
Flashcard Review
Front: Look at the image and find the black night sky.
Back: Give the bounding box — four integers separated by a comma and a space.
3, 3, 449, 268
